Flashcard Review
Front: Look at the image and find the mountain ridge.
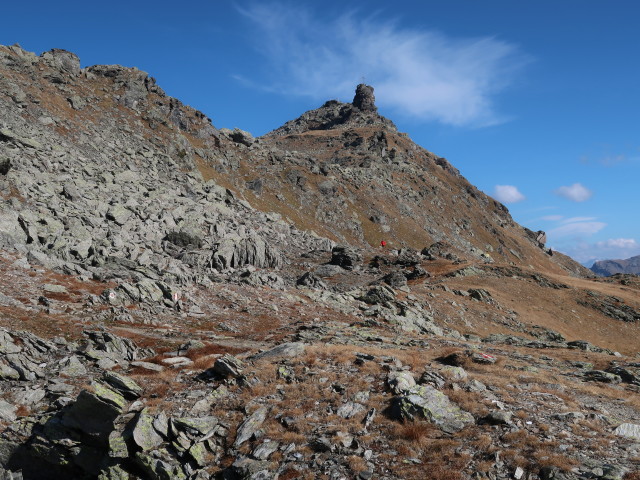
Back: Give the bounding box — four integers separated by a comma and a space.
591, 255, 640, 276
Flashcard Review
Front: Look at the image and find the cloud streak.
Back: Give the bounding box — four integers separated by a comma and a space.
493, 185, 525, 204
554, 183, 593, 202
548, 217, 605, 238
560, 238, 640, 264
237, 3, 526, 126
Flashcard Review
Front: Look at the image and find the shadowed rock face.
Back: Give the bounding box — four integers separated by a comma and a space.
352, 83, 377, 112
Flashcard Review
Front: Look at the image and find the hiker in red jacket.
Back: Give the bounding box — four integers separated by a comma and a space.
380, 240, 387, 248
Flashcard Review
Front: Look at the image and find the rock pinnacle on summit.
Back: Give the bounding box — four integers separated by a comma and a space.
352, 83, 377, 112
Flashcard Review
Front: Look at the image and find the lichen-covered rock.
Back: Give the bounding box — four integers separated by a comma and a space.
136, 448, 187, 480
132, 409, 164, 451
227, 456, 274, 480
102, 371, 143, 399
391, 384, 474, 433
58, 355, 87, 377
0, 400, 17, 422
173, 415, 219, 437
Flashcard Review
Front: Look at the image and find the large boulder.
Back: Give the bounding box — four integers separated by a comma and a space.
391, 384, 474, 433
330, 245, 362, 270
61, 388, 124, 439
212, 234, 282, 270
40, 48, 81, 75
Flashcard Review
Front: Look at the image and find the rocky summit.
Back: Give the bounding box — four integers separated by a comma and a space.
0, 44, 639, 480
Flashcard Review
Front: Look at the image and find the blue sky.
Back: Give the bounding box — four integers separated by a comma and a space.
2, 1, 639, 266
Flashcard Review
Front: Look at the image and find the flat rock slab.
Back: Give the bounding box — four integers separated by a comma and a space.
103, 371, 143, 399
161, 356, 193, 367
43, 284, 68, 293
0, 400, 17, 422
391, 384, 474, 433
234, 406, 268, 446
131, 361, 165, 372
251, 342, 306, 360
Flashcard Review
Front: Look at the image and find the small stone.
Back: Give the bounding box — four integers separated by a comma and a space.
481, 410, 513, 425
252, 440, 279, 460
211, 354, 244, 378
336, 402, 365, 419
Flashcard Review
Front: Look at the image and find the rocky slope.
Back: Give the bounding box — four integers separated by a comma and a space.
0, 44, 639, 480
591, 255, 640, 277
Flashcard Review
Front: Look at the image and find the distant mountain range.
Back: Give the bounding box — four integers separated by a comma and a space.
591, 255, 640, 276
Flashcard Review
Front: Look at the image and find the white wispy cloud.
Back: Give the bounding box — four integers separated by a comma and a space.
493, 185, 525, 204
579, 146, 640, 167
559, 238, 640, 264
596, 238, 639, 250
237, 3, 527, 126
540, 214, 563, 221
548, 218, 606, 238
554, 183, 593, 202
561, 216, 597, 224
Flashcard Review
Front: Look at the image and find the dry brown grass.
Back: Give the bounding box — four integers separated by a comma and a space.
15, 405, 31, 417
392, 421, 436, 447
472, 434, 493, 450
534, 452, 579, 471
347, 455, 368, 474
184, 343, 247, 361
446, 390, 489, 417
